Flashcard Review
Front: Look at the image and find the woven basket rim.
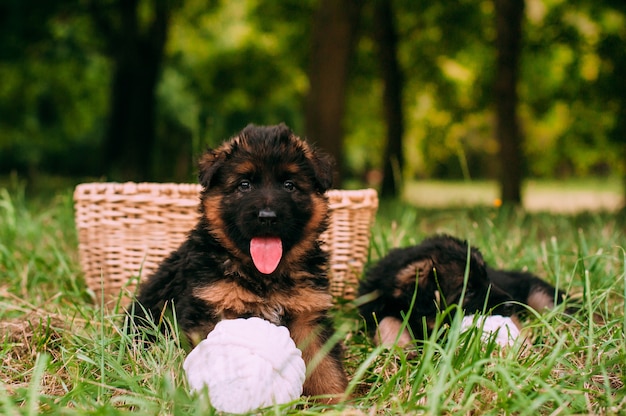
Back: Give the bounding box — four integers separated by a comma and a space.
74, 182, 378, 193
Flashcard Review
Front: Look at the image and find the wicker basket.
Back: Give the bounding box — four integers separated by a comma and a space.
74, 182, 378, 306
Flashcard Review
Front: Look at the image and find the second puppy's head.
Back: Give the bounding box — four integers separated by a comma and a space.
388, 235, 515, 316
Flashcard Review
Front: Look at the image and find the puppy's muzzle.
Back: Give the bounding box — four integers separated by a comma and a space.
258, 208, 277, 225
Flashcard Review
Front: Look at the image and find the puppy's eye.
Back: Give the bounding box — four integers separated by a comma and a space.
283, 180, 295, 192
238, 180, 252, 192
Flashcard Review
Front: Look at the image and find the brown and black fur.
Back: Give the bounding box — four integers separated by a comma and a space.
358, 234, 565, 347
129, 124, 347, 401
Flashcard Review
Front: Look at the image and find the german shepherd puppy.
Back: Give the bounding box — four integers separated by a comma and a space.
129, 124, 347, 401
358, 234, 565, 346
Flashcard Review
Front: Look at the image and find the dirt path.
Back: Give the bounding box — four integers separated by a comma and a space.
404, 181, 623, 213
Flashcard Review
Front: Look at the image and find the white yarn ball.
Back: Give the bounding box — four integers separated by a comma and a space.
461, 315, 521, 347
183, 317, 306, 414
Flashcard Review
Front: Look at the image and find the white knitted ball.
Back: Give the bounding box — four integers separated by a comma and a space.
461, 315, 521, 347
183, 317, 306, 414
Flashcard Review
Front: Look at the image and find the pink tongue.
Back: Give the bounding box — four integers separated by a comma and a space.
250, 237, 283, 274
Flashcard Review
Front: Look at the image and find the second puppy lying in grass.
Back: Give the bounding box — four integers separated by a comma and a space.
357, 234, 567, 347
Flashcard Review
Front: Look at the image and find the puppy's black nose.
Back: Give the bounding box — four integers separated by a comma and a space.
258, 208, 277, 224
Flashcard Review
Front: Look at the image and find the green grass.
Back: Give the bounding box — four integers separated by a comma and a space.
1, 183, 625, 415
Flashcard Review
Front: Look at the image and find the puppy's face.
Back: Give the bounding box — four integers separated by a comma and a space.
396, 236, 514, 316
198, 124, 334, 274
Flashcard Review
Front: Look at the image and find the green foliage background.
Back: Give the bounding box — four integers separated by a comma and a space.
0, 0, 623, 182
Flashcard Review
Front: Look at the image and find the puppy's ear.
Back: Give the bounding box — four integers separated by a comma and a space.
310, 150, 335, 193
396, 258, 435, 289
198, 149, 225, 189
468, 244, 486, 269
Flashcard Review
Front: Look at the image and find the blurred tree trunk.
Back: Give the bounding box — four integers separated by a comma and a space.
603, 3, 626, 210
374, 0, 404, 199
305, 0, 364, 186
494, 0, 525, 205
89, 0, 175, 182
